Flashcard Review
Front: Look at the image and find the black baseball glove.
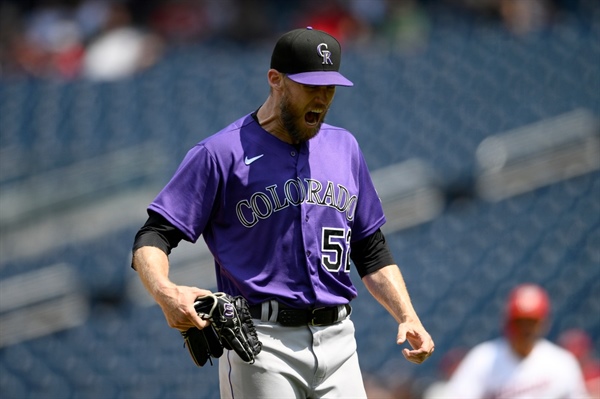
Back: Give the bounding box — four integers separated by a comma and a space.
181, 324, 223, 367
183, 292, 262, 366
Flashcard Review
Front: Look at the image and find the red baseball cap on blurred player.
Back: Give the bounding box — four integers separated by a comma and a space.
505, 283, 550, 321
504, 284, 552, 356
270, 27, 354, 87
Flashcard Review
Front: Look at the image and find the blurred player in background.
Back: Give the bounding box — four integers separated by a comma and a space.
132, 27, 434, 398
444, 283, 589, 398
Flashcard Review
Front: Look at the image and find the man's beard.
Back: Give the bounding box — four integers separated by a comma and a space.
280, 92, 327, 144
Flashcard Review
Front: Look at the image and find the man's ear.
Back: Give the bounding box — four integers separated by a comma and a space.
267, 69, 284, 90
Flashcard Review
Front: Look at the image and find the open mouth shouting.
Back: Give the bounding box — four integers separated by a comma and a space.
305, 108, 324, 127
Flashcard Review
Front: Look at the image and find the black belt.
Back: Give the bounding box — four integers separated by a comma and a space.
250, 303, 351, 327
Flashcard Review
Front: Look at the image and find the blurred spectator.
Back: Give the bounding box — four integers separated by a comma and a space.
349, 0, 388, 26
499, 0, 554, 35
8, 0, 85, 79
559, 329, 600, 398
74, 0, 112, 41
81, 2, 164, 81
0, 0, 593, 80
292, 0, 372, 45
379, 0, 430, 53
444, 284, 589, 398
1, 0, 164, 81
148, 0, 213, 44
0, 3, 28, 77
444, 0, 561, 36
225, 0, 277, 43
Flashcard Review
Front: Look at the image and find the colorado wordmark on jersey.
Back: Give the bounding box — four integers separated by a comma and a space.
149, 114, 386, 309
235, 177, 358, 228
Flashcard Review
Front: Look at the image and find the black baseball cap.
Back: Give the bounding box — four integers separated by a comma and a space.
270, 27, 353, 87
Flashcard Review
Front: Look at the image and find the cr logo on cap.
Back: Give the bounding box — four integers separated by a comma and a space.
317, 43, 333, 65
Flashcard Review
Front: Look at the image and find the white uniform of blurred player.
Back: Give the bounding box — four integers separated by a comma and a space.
444, 283, 589, 399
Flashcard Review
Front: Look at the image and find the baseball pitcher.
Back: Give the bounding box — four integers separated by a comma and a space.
132, 27, 434, 399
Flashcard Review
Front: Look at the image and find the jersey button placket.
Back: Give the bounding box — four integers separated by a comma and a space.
303, 209, 312, 258
296, 148, 318, 283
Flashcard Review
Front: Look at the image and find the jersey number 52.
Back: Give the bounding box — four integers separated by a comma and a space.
321, 228, 351, 273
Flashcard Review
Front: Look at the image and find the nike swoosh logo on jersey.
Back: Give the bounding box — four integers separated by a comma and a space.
244, 154, 264, 165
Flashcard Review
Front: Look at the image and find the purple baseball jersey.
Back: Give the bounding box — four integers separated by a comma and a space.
149, 113, 386, 308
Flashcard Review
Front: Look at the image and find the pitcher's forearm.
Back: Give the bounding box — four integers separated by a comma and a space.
132, 246, 176, 303
362, 264, 421, 325
133, 246, 210, 330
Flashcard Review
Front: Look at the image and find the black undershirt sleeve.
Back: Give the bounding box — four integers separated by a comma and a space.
350, 228, 395, 278
131, 210, 186, 269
